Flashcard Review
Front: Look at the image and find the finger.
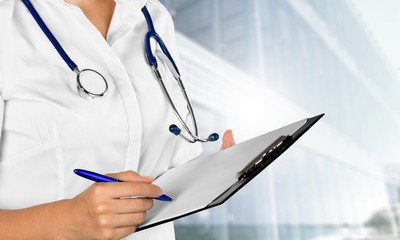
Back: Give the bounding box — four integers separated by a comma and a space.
112, 198, 154, 214
106, 171, 153, 184
95, 225, 137, 240
110, 212, 147, 228
221, 129, 235, 150
113, 226, 138, 240
99, 182, 163, 199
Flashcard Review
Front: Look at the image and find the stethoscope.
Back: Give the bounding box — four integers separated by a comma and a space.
21, 0, 219, 143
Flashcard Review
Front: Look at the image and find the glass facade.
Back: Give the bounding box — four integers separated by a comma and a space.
159, 0, 400, 239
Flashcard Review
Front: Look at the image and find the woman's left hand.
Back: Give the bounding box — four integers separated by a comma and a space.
221, 129, 235, 150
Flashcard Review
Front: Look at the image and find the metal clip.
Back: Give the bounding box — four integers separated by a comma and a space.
236, 135, 292, 181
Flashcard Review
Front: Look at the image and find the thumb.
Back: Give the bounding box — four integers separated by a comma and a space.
221, 129, 236, 150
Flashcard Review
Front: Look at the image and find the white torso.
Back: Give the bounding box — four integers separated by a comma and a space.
0, 0, 201, 238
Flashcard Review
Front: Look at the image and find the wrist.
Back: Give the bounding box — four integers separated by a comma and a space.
0, 199, 75, 240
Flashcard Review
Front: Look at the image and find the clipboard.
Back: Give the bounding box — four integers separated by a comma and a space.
137, 114, 324, 231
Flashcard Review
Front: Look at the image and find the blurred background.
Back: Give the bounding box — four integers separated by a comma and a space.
158, 0, 400, 239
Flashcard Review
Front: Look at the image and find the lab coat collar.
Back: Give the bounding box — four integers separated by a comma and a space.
107, 0, 148, 45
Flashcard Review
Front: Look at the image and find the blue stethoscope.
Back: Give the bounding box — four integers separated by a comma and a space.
21, 0, 219, 143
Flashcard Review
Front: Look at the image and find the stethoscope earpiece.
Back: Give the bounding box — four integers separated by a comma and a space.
170, 124, 219, 143
169, 124, 181, 136
207, 133, 219, 142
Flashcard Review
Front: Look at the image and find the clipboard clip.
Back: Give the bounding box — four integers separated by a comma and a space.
236, 135, 293, 181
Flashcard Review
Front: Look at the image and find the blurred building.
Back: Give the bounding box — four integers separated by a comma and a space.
159, 0, 400, 239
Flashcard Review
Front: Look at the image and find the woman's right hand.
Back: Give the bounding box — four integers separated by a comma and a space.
63, 170, 162, 240
0, 171, 162, 240
0, 171, 162, 239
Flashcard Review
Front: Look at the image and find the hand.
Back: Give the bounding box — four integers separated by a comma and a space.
221, 129, 235, 150
0, 171, 161, 240
64, 171, 162, 240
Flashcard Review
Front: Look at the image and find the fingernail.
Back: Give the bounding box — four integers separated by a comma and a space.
157, 186, 163, 196
136, 176, 153, 182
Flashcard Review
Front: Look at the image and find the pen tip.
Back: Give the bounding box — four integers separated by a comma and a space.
157, 194, 173, 202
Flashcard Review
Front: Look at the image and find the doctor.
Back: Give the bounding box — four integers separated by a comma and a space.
0, 0, 234, 239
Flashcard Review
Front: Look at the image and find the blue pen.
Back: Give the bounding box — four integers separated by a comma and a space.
73, 169, 172, 202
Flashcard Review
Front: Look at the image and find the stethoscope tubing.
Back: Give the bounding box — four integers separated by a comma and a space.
141, 7, 219, 143
22, 0, 108, 99
21, 0, 218, 143
142, 7, 181, 77
21, 0, 78, 71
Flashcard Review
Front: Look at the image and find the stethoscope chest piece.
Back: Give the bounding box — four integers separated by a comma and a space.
75, 68, 108, 99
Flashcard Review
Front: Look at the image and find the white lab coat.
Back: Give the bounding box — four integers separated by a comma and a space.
0, 0, 202, 239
